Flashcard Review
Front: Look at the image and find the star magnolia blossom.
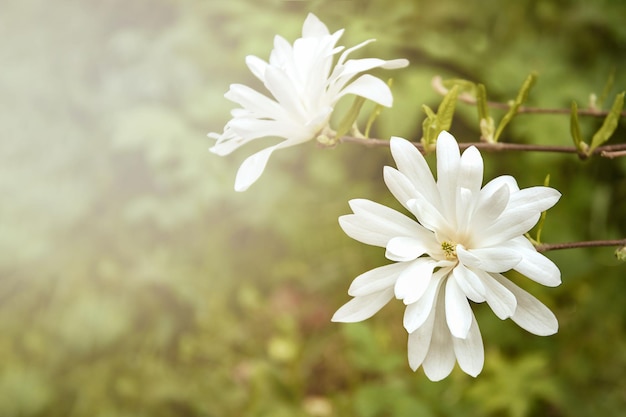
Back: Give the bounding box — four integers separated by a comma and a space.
332, 132, 562, 381
208, 13, 408, 191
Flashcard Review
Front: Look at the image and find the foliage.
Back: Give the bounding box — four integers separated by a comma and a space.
1, 0, 625, 416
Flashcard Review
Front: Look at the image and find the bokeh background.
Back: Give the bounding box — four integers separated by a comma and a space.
1, 0, 626, 416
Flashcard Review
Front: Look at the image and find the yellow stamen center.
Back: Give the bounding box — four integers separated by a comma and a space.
441, 241, 457, 260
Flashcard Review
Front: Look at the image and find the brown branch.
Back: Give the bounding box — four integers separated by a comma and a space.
339, 136, 626, 158
432, 76, 626, 117
535, 239, 626, 252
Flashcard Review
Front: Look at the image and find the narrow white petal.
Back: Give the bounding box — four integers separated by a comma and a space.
470, 183, 510, 233
407, 197, 450, 235
234, 145, 280, 191
245, 55, 268, 82
422, 291, 456, 381
479, 211, 541, 247
403, 268, 448, 332
480, 187, 561, 246
452, 313, 484, 377
263, 66, 306, 119
380, 58, 410, 69
389, 137, 440, 208
348, 262, 406, 297
386, 236, 428, 262
407, 308, 436, 371
504, 237, 562, 287
225, 83, 285, 119
458, 146, 483, 195
302, 13, 331, 37
492, 275, 559, 336
452, 263, 486, 303
337, 74, 393, 107
435, 131, 461, 223
339, 199, 428, 247
383, 166, 418, 211
481, 175, 520, 194
476, 270, 517, 320
509, 186, 562, 214
394, 258, 436, 304
457, 245, 522, 273
331, 288, 394, 323
445, 276, 473, 339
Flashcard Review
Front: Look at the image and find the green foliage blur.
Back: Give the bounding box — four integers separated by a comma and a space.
1, 0, 625, 416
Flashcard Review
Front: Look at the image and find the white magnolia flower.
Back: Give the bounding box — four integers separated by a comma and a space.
332, 131, 562, 381
209, 13, 408, 191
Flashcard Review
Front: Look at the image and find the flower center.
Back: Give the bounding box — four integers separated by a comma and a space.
441, 240, 457, 260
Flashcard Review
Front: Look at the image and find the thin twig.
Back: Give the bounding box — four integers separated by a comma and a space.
432, 76, 626, 117
535, 239, 626, 252
601, 149, 626, 159
339, 136, 626, 158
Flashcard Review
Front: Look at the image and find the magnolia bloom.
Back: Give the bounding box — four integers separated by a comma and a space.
332, 132, 562, 381
209, 13, 408, 191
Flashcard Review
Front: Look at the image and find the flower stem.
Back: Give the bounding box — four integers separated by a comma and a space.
535, 239, 626, 252
339, 136, 626, 158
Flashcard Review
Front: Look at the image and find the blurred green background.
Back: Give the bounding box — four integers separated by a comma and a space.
1, 0, 625, 416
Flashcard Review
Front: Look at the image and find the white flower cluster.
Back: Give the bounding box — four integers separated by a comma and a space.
209, 13, 407, 191
210, 13, 562, 381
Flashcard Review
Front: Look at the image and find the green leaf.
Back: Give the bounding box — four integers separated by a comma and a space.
569, 101, 588, 155
435, 84, 459, 133
420, 104, 437, 149
335, 96, 366, 140
476, 83, 489, 122
589, 91, 625, 153
597, 67, 616, 109
421, 86, 458, 151
494, 72, 537, 142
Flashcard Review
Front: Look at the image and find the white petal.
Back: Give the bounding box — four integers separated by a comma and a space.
470, 183, 510, 232
339, 199, 428, 248
457, 245, 522, 273
234, 145, 280, 191
302, 13, 331, 37
380, 58, 410, 69
337, 74, 393, 107
445, 276, 473, 339
422, 291, 456, 381
407, 308, 436, 371
492, 275, 559, 336
407, 197, 450, 236
331, 287, 394, 323
452, 263, 486, 303
225, 83, 285, 120
480, 187, 561, 246
477, 270, 517, 320
386, 236, 428, 262
245, 55, 268, 82
509, 186, 562, 214
263, 66, 307, 119
389, 137, 440, 208
458, 146, 483, 195
403, 268, 448, 332
348, 262, 406, 297
394, 258, 437, 304
383, 166, 418, 211
504, 237, 561, 287
452, 313, 484, 377
435, 131, 461, 223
